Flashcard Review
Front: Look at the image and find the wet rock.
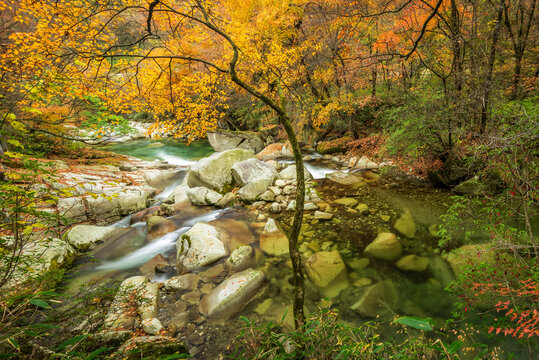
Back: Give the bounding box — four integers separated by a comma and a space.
186, 187, 223, 206
278, 165, 313, 180
65, 225, 128, 252
163, 274, 200, 292
139, 254, 169, 278
314, 211, 332, 220
181, 290, 201, 304
143, 169, 180, 188
396, 255, 429, 272
131, 206, 160, 224
146, 216, 176, 238
394, 210, 416, 238
215, 192, 236, 208
353, 278, 373, 287
226, 245, 255, 273
326, 172, 364, 186
159, 203, 175, 216
169, 184, 189, 204
199, 269, 265, 319
364, 233, 402, 261
304, 250, 349, 298
259, 219, 289, 256
351, 280, 398, 318
176, 223, 228, 273
348, 258, 369, 271
187, 149, 255, 191
356, 204, 369, 214
380, 214, 390, 222
210, 218, 254, 250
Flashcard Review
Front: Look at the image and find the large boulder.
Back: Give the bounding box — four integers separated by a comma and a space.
65, 225, 130, 251
232, 158, 277, 187
304, 250, 349, 298
364, 233, 403, 261
199, 268, 265, 319
186, 187, 223, 206
57, 197, 87, 222
238, 179, 272, 202
351, 280, 398, 318
207, 130, 264, 153
187, 149, 255, 192
176, 223, 228, 273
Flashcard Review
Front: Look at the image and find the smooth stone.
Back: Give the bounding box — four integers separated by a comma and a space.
199, 269, 265, 319
304, 250, 349, 298
269, 202, 282, 214
259, 190, 275, 202
353, 277, 373, 287
356, 203, 369, 214
186, 187, 223, 206
139, 254, 169, 277
65, 225, 127, 251
231, 158, 277, 187
278, 165, 313, 180
225, 245, 255, 273
215, 192, 235, 208
187, 149, 255, 191
326, 172, 364, 186
348, 258, 370, 271
163, 274, 200, 292
394, 210, 416, 238
142, 317, 163, 335
364, 233, 403, 261
260, 219, 289, 256
256, 143, 293, 161
176, 223, 228, 273
351, 280, 398, 318
396, 254, 430, 272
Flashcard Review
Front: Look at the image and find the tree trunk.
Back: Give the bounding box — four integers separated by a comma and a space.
480, 0, 505, 134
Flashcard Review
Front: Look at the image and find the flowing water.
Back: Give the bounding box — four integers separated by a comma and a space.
63, 139, 527, 358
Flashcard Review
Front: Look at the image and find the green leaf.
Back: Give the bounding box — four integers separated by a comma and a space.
447, 340, 463, 354
393, 316, 433, 331
29, 299, 52, 309
158, 354, 191, 359
56, 334, 88, 351
6, 339, 19, 351
6, 140, 23, 149
0, 354, 18, 359
84, 347, 112, 360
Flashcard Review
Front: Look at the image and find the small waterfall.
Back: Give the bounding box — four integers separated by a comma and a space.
156, 150, 197, 166
96, 208, 227, 271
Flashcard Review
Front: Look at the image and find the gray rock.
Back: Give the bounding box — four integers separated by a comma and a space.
66, 225, 128, 252
186, 187, 223, 206
187, 149, 255, 191
163, 274, 200, 292
199, 269, 265, 319
269, 202, 282, 214
259, 190, 275, 202
207, 130, 264, 153
215, 192, 236, 208
177, 223, 228, 273
231, 158, 277, 187
238, 179, 272, 202
57, 197, 87, 221
326, 172, 364, 186
226, 245, 255, 273
278, 165, 313, 180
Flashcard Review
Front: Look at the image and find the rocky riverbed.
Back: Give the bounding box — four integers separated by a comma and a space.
6, 139, 492, 358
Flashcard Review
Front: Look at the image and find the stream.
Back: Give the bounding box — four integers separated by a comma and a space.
59, 139, 522, 358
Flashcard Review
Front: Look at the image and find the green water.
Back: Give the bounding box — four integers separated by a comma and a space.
98, 138, 214, 163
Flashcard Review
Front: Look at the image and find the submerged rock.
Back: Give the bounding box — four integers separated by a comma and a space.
146, 216, 175, 238
394, 210, 416, 238
326, 172, 364, 186
226, 245, 255, 273
176, 223, 228, 273
163, 274, 200, 292
351, 280, 398, 318
304, 250, 349, 298
364, 233, 402, 261
259, 218, 289, 256
199, 268, 265, 319
187, 149, 255, 191
396, 254, 429, 272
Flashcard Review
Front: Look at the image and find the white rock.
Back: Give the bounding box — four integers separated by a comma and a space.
278, 165, 313, 180
186, 187, 223, 206
199, 269, 265, 319
177, 223, 228, 273
231, 158, 277, 187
